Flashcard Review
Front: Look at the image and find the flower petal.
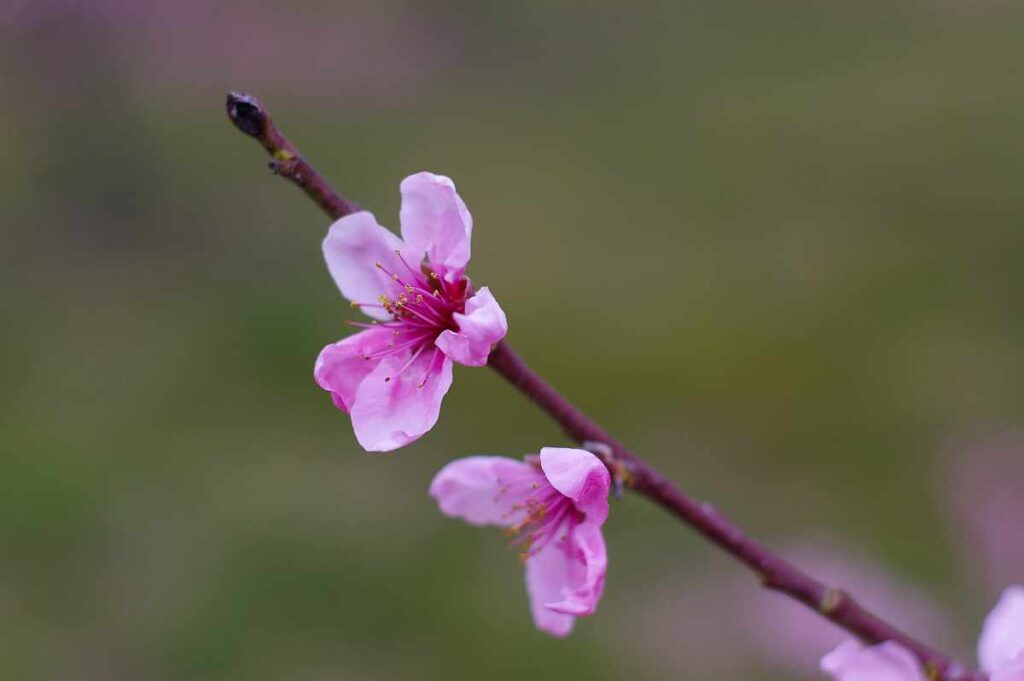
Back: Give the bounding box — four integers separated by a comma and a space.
314, 327, 392, 412
543, 521, 607, 617
435, 287, 508, 367
323, 211, 424, 321
524, 539, 577, 637
429, 456, 540, 527
992, 658, 1024, 681
980, 586, 1024, 674
524, 521, 607, 637
399, 172, 472, 280
539, 447, 611, 525
349, 348, 453, 452
820, 640, 925, 681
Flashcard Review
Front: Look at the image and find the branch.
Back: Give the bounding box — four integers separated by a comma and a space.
224, 92, 985, 681
487, 341, 982, 681
225, 91, 360, 220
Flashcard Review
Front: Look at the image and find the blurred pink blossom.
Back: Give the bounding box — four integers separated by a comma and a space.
748, 536, 953, 677
822, 586, 1024, 681
623, 535, 951, 679
822, 640, 924, 681
942, 431, 1024, 592
430, 447, 610, 637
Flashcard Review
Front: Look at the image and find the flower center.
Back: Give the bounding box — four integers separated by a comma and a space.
347, 251, 468, 386
498, 469, 580, 563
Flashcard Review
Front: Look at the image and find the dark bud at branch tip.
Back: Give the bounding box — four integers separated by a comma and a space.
226, 91, 265, 138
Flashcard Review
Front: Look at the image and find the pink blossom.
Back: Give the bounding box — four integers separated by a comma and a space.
821, 640, 928, 681
979, 586, 1024, 678
821, 586, 1024, 681
943, 431, 1024, 592
315, 172, 507, 451
429, 447, 611, 637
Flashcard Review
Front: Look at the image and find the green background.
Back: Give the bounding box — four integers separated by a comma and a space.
2, 2, 1023, 679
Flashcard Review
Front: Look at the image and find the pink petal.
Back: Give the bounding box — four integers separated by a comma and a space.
399, 172, 472, 281
314, 327, 392, 412
992, 658, 1024, 681
428, 456, 539, 527
322, 211, 424, 321
524, 539, 577, 637
820, 640, 925, 681
435, 287, 508, 367
543, 521, 607, 616
524, 521, 607, 637
979, 586, 1024, 674
349, 348, 453, 452
539, 447, 610, 525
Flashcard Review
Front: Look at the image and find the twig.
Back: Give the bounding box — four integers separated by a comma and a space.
224, 91, 985, 681
225, 91, 359, 219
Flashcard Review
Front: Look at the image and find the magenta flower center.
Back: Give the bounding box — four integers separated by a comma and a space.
349, 252, 469, 385
498, 468, 581, 562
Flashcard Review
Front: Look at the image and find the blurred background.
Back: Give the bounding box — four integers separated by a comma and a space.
2, 1, 1023, 679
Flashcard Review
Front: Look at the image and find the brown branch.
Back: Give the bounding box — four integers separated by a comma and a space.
224, 91, 986, 681
225, 91, 360, 220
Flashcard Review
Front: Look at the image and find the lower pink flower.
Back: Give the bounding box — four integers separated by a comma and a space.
821, 586, 1024, 681
429, 447, 611, 637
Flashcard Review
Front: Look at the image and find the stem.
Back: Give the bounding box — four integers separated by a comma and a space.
224, 92, 985, 681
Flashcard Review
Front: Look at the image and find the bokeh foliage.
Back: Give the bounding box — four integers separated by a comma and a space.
2, 1, 1023, 678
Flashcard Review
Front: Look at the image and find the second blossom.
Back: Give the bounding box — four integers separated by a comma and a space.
430, 447, 611, 637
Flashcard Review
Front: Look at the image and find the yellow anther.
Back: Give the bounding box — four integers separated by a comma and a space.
374, 262, 383, 269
